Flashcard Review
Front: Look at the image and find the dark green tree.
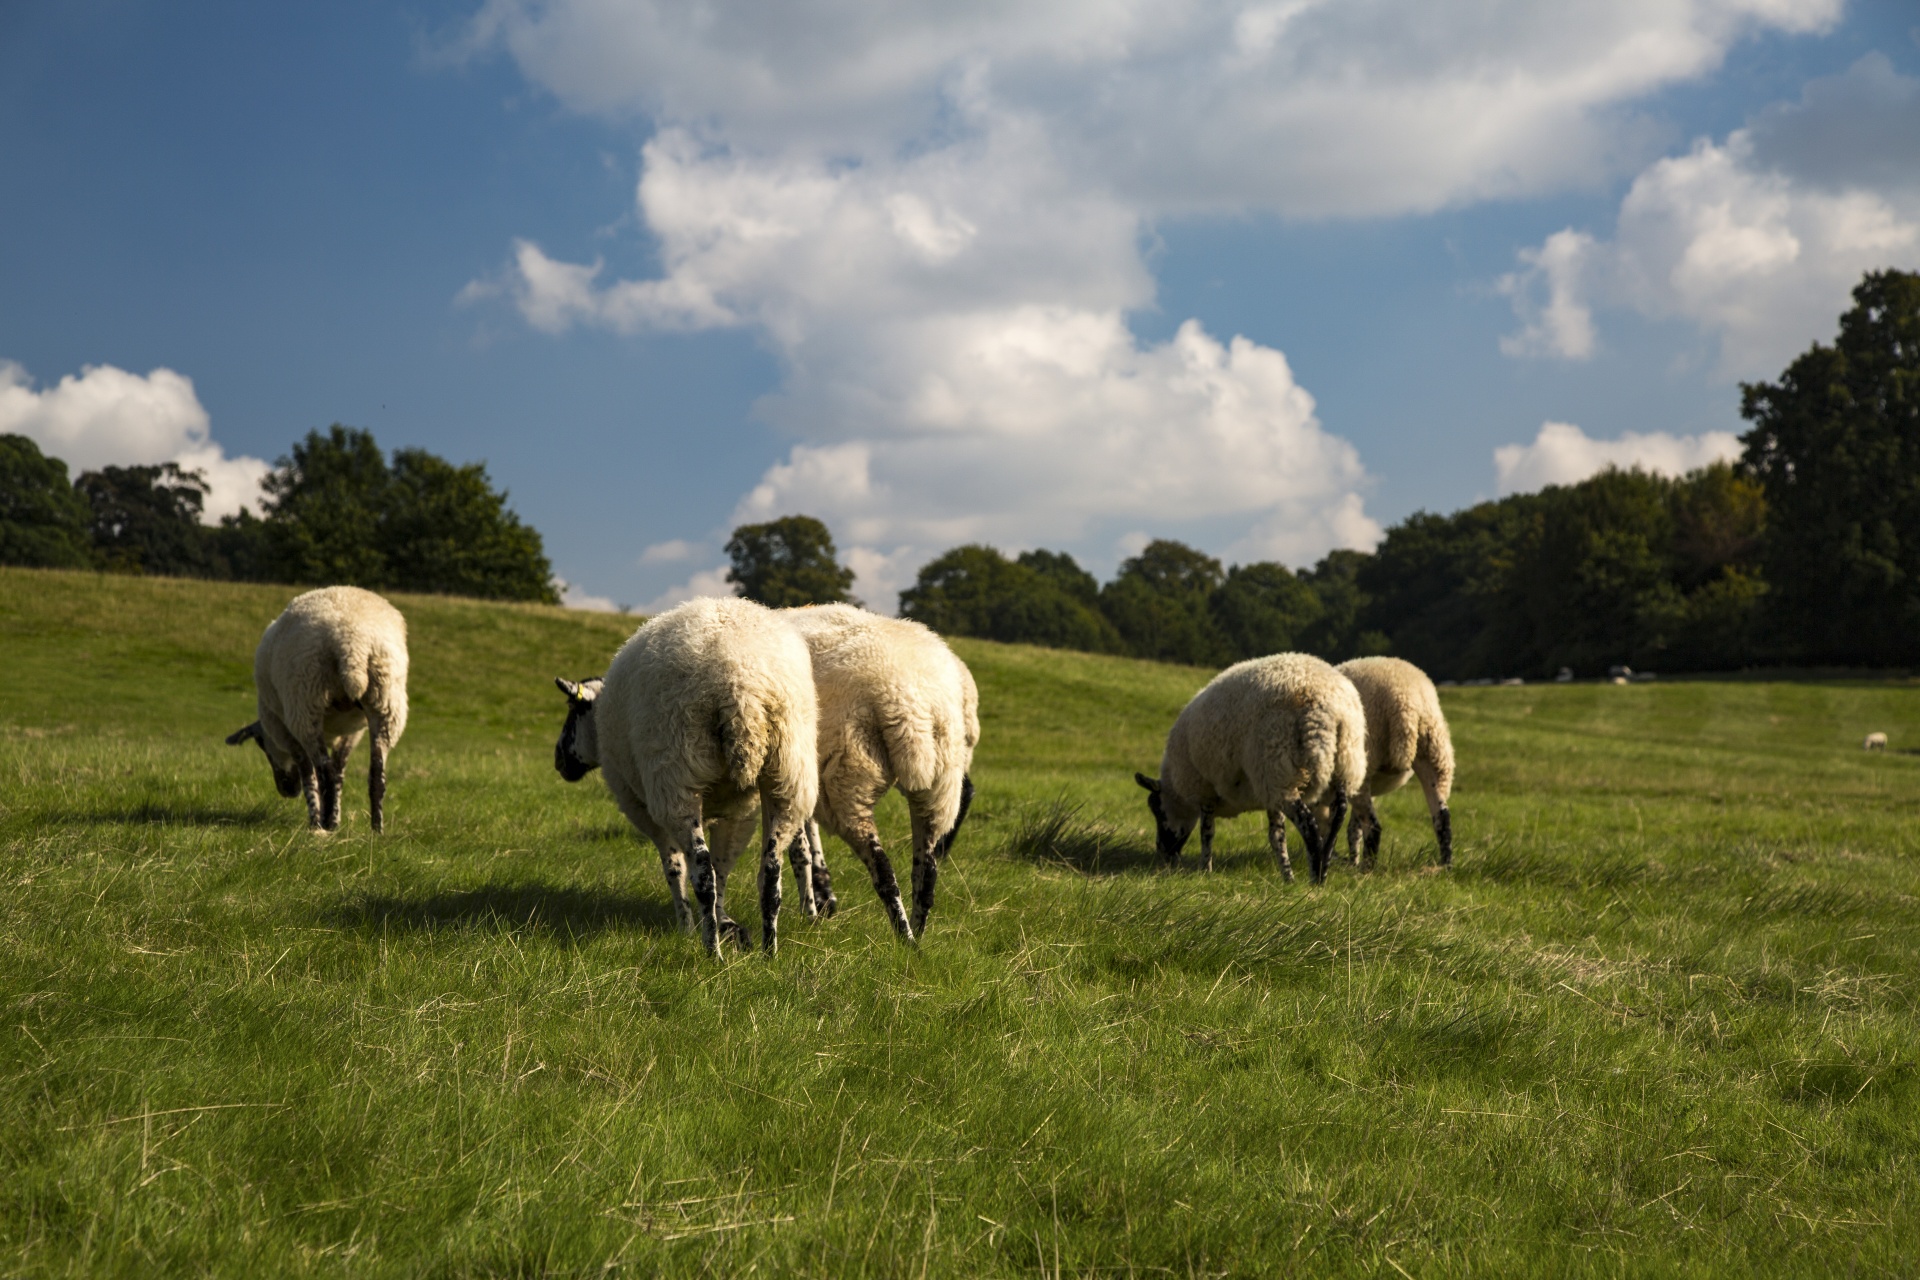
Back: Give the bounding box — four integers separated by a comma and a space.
1099, 539, 1230, 666
0, 434, 93, 568
257, 425, 559, 601
1209, 561, 1324, 661
1741, 269, 1920, 665
1297, 549, 1387, 662
261, 425, 391, 586
75, 462, 213, 576
899, 544, 1122, 651
382, 449, 556, 601
725, 515, 857, 608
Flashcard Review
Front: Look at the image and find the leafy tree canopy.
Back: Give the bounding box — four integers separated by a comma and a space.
0, 434, 92, 569
76, 463, 213, 577
725, 515, 857, 608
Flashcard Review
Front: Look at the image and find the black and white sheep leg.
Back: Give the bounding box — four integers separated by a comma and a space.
1264, 810, 1295, 883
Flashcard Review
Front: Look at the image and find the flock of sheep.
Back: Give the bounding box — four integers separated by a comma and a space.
223, 584, 1456, 955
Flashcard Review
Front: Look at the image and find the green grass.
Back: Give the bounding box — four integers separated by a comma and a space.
4, 566, 1920, 1276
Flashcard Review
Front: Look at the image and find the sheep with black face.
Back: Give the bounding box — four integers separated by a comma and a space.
553, 596, 819, 957
224, 585, 409, 832
1135, 652, 1365, 884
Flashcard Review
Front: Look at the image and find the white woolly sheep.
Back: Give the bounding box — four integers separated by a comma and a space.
1336, 656, 1456, 868
1865, 732, 1889, 751
781, 604, 979, 941
552, 596, 819, 956
225, 585, 409, 833
1135, 652, 1366, 884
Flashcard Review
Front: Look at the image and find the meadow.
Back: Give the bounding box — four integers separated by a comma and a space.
3, 566, 1919, 1277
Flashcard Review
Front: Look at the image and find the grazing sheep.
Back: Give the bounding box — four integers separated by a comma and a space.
781, 604, 979, 941
552, 597, 818, 956
224, 585, 409, 833
1135, 652, 1365, 884
1865, 732, 1889, 751
1336, 656, 1456, 868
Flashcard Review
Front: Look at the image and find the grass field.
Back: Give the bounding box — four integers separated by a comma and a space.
4, 566, 1920, 1277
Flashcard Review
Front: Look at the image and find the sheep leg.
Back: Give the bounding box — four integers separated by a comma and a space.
786, 832, 819, 919
1285, 800, 1324, 883
1323, 793, 1350, 882
1265, 810, 1294, 883
805, 823, 838, 917
298, 759, 321, 829
1199, 810, 1215, 873
307, 736, 343, 832
907, 805, 942, 939
757, 834, 785, 956
1348, 793, 1380, 869
843, 821, 913, 940
707, 816, 755, 949
1413, 756, 1453, 867
687, 829, 724, 958
657, 846, 697, 933
365, 710, 388, 834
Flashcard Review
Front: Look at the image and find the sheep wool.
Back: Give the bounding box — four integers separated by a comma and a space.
225, 585, 409, 833
554, 596, 819, 957
1336, 656, 1457, 868
781, 604, 979, 941
1136, 652, 1365, 884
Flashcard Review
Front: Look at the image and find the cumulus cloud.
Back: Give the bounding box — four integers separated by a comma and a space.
0, 361, 268, 520
640, 566, 733, 615
1493, 420, 1742, 495
638, 538, 700, 564
1502, 56, 1920, 379
556, 578, 627, 612
457, 0, 1846, 597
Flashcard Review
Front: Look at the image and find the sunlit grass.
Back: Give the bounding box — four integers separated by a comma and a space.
3, 566, 1919, 1275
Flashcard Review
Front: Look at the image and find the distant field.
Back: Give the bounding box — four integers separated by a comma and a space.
3, 566, 1918, 1277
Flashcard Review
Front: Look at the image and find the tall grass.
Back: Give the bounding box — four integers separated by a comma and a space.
3, 567, 1919, 1275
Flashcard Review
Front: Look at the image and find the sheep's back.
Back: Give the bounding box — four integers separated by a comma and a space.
255, 586, 408, 736
1168, 653, 1363, 812
1338, 656, 1447, 791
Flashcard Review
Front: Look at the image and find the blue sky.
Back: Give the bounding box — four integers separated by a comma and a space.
4, 1, 1918, 611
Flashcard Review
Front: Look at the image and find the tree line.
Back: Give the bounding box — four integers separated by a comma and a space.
734, 269, 1920, 677
1, 425, 558, 602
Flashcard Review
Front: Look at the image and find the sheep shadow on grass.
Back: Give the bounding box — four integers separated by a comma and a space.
325, 882, 679, 939
1005, 798, 1163, 876
52, 801, 279, 828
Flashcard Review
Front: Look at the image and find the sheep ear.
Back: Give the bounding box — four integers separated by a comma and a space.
1134, 772, 1160, 794
225, 722, 263, 746
555, 677, 580, 699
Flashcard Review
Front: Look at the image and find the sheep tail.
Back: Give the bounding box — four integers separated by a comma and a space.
715, 697, 767, 794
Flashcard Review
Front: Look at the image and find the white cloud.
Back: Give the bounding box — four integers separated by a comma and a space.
1501, 56, 1920, 379
458, 0, 1847, 591
638, 537, 699, 564
0, 361, 268, 520
1493, 420, 1742, 495
640, 566, 734, 615
556, 578, 627, 612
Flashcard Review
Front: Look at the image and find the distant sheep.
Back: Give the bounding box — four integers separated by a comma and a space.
782, 604, 979, 941
225, 585, 409, 832
1337, 656, 1456, 868
552, 597, 818, 956
1135, 652, 1366, 884
1865, 732, 1889, 751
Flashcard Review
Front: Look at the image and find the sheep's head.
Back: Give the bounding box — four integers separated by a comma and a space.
1134, 772, 1195, 863
225, 721, 303, 798
554, 677, 604, 782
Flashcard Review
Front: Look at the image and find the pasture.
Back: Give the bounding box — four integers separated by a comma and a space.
3, 566, 1919, 1277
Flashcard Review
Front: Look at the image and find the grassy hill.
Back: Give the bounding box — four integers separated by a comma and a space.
3, 567, 1918, 1277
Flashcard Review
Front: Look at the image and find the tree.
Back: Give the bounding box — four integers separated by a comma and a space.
725, 515, 857, 608
1297, 549, 1387, 662
382, 449, 556, 601
75, 462, 213, 576
0, 434, 93, 568
1741, 269, 1920, 665
261, 425, 391, 586
1209, 561, 1324, 661
1099, 539, 1230, 666
899, 544, 1123, 651
257, 425, 559, 601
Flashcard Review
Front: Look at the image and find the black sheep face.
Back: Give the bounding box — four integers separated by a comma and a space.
553, 677, 604, 782
225, 721, 304, 798
1134, 772, 1195, 862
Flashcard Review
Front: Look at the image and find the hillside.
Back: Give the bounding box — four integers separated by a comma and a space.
3, 567, 1919, 1277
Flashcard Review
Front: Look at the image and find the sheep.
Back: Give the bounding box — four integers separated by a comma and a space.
224, 585, 409, 833
1135, 652, 1365, 884
552, 596, 818, 957
780, 604, 979, 941
1865, 732, 1889, 751
1336, 656, 1456, 868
